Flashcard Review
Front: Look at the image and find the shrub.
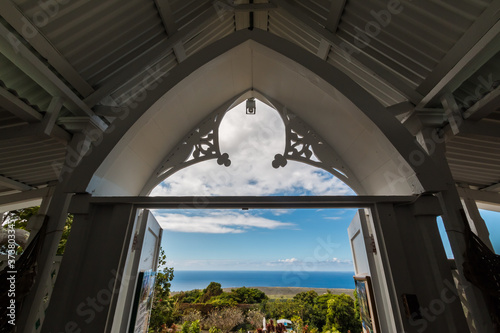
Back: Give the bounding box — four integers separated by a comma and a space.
246, 309, 265, 329
183, 309, 203, 323
325, 294, 361, 333
190, 320, 201, 333
181, 321, 191, 333
205, 307, 244, 333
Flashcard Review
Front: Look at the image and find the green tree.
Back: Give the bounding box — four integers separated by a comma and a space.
174, 289, 203, 303
230, 287, 268, 304
1, 207, 73, 255
292, 290, 318, 327
353, 290, 361, 328
199, 282, 224, 303
260, 299, 300, 320
325, 294, 361, 333
2, 206, 39, 229
310, 292, 336, 330
149, 249, 176, 332
208, 293, 238, 307
293, 290, 318, 304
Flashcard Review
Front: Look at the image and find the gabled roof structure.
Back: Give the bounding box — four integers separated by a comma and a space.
0, 0, 499, 198
1, 1, 500, 332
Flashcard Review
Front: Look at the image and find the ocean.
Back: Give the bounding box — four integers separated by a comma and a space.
170, 270, 356, 291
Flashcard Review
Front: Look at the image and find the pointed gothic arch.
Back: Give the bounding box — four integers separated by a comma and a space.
70, 30, 444, 198
140, 90, 364, 195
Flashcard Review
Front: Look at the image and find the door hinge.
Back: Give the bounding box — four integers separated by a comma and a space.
370, 235, 377, 254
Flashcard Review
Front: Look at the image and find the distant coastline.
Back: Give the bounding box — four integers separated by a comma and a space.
171, 286, 354, 298
170, 270, 356, 292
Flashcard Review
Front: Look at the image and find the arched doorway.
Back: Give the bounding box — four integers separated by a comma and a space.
38, 32, 477, 333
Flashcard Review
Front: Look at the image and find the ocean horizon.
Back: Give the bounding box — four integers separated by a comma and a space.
169, 270, 356, 292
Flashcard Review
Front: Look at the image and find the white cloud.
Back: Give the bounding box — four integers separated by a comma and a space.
271, 209, 293, 216
153, 210, 294, 233
324, 216, 342, 220
150, 100, 355, 197
268, 257, 354, 270
329, 257, 352, 264
167, 258, 353, 271
278, 258, 298, 263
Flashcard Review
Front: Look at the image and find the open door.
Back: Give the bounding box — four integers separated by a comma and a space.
111, 210, 163, 333
348, 209, 396, 332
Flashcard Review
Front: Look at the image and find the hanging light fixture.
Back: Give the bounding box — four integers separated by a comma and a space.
246, 97, 256, 115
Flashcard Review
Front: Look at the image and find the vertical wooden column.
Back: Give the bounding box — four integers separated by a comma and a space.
17, 186, 73, 333
458, 186, 494, 251
416, 128, 494, 332
372, 196, 469, 332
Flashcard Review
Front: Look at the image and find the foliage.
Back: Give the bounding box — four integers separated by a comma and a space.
324, 329, 341, 333
276, 323, 287, 333
2, 206, 38, 229
175, 289, 203, 303
209, 327, 221, 333
291, 315, 303, 333
208, 294, 238, 307
246, 309, 265, 329
325, 294, 361, 333
309, 292, 336, 330
207, 287, 267, 307
56, 214, 73, 255
204, 307, 244, 333
190, 320, 201, 333
230, 287, 268, 304
261, 291, 361, 333
1, 206, 73, 255
266, 319, 275, 332
183, 309, 203, 323
293, 290, 318, 304
181, 321, 191, 333
149, 249, 177, 332
199, 282, 224, 303
177, 284, 267, 306
353, 290, 361, 325
260, 299, 300, 320
173, 287, 361, 333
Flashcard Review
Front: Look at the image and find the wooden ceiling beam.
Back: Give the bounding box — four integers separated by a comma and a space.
0, 86, 42, 122
416, 3, 500, 106
0, 0, 94, 97
0, 175, 33, 191
324, 0, 346, 33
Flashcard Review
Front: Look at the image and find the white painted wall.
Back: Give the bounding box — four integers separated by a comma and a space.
88, 41, 418, 197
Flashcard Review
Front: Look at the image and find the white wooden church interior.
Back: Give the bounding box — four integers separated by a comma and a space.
0, 0, 499, 332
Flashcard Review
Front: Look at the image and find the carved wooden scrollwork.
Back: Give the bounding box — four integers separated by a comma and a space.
147, 96, 361, 195
272, 113, 357, 188
155, 111, 231, 180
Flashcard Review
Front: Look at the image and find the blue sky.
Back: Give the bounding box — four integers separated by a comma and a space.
151, 100, 500, 271
157, 208, 357, 271
438, 210, 500, 258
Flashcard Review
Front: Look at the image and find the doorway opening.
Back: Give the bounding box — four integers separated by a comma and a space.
155, 207, 358, 292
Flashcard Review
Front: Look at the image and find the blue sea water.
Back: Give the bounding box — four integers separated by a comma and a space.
170, 271, 356, 291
